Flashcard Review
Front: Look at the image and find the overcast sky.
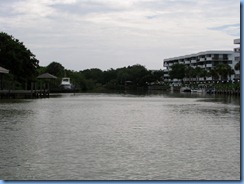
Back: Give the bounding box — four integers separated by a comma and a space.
0, 0, 240, 71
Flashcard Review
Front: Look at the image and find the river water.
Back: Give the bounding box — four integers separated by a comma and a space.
0, 92, 240, 180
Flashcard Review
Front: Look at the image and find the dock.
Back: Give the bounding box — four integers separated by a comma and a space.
0, 89, 50, 99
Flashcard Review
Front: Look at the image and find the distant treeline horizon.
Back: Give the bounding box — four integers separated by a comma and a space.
38, 61, 164, 91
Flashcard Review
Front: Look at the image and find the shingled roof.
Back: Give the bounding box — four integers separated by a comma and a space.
37, 73, 57, 79
0, 66, 9, 74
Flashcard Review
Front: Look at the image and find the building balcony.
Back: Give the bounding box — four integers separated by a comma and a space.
206, 64, 213, 68
206, 77, 212, 81
206, 57, 212, 61
191, 60, 197, 64
197, 65, 205, 68
164, 63, 169, 67
212, 57, 228, 61
185, 60, 190, 64
235, 57, 240, 61
164, 74, 169, 77
199, 77, 204, 81
234, 39, 240, 44
183, 78, 190, 82
199, 58, 205, 61
234, 74, 240, 79
234, 48, 240, 53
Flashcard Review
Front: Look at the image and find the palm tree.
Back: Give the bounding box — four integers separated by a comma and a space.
169, 64, 186, 81
215, 64, 234, 81
235, 62, 240, 71
209, 68, 219, 81
194, 67, 205, 82
185, 66, 195, 82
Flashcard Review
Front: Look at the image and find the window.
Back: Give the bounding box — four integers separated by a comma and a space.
228, 61, 232, 64
235, 57, 240, 61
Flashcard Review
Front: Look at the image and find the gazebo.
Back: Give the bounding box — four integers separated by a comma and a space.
37, 73, 57, 95
0, 66, 9, 74
37, 73, 57, 79
0, 66, 9, 90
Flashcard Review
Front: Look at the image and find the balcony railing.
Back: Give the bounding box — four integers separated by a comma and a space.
191, 60, 197, 64
185, 60, 190, 64
234, 48, 240, 52
197, 65, 205, 68
206, 77, 212, 81
199, 58, 205, 61
206, 57, 212, 61
234, 74, 240, 79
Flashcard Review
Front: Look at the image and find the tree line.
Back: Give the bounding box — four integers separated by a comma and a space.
39, 62, 164, 91
0, 32, 164, 91
169, 63, 236, 82
0, 32, 239, 92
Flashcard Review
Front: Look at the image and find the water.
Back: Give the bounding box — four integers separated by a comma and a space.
0, 92, 240, 180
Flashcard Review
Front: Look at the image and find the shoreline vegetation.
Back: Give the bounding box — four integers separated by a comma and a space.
0, 32, 240, 98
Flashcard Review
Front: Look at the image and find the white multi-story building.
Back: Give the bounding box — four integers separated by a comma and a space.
163, 50, 239, 83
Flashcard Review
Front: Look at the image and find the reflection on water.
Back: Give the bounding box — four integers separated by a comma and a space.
0, 92, 240, 180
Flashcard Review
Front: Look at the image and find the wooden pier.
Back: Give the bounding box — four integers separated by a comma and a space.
0, 89, 50, 99
0, 72, 57, 99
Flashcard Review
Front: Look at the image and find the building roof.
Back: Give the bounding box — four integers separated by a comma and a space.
164, 50, 234, 61
37, 73, 57, 79
0, 66, 9, 74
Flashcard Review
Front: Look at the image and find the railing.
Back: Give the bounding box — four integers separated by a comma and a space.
185, 60, 190, 64
199, 58, 205, 61
206, 57, 212, 61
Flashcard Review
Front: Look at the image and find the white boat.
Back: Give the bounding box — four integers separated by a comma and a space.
60, 77, 72, 90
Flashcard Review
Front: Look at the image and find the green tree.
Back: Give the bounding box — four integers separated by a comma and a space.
209, 68, 219, 81
194, 67, 206, 81
81, 68, 103, 84
150, 70, 164, 82
235, 62, 240, 71
127, 64, 149, 86
169, 64, 186, 81
0, 32, 39, 83
215, 64, 234, 81
117, 69, 130, 85
185, 66, 195, 82
46, 61, 65, 78
103, 68, 117, 84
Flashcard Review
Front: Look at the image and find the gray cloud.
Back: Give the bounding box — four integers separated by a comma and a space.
209, 24, 240, 37
0, 0, 240, 70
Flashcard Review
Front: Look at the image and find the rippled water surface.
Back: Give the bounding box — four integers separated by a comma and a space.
0, 92, 240, 180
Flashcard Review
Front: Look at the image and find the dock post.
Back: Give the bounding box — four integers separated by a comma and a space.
31, 82, 33, 98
